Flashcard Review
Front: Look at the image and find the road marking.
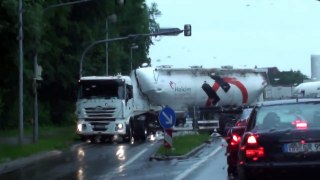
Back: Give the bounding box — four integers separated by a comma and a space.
174, 140, 223, 180
119, 148, 148, 169
103, 146, 149, 179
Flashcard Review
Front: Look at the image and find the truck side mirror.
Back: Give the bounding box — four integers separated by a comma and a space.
184, 24, 192, 36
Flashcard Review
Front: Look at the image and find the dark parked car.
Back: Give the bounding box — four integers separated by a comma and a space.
237, 98, 320, 180
225, 107, 253, 177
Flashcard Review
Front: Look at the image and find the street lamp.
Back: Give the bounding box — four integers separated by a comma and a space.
130, 44, 139, 72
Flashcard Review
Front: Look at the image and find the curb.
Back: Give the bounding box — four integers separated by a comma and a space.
0, 150, 62, 174
149, 133, 221, 161
0, 142, 87, 175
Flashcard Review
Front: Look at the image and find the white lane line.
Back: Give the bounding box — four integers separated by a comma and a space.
174, 142, 223, 180
102, 147, 149, 180
120, 148, 148, 169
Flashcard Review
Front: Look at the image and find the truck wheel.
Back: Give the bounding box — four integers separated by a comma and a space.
101, 136, 112, 143
133, 121, 147, 142
91, 136, 101, 143
124, 124, 133, 143
80, 135, 87, 142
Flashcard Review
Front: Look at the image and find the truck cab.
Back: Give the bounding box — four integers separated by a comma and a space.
75, 75, 134, 142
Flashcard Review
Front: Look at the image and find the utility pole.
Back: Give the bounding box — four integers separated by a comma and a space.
18, 0, 24, 145
33, 54, 39, 143
106, 19, 109, 76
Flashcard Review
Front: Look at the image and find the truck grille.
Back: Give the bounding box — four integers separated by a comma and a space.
91, 122, 108, 131
84, 107, 116, 122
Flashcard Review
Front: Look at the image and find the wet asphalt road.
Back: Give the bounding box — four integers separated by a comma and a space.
0, 137, 229, 180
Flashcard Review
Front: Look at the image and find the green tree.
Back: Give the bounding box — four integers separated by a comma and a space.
268, 69, 308, 86
0, 0, 161, 129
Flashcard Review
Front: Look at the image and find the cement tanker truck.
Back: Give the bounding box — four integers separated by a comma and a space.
75, 66, 268, 142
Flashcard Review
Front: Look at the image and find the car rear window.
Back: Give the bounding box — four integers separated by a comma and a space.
255, 102, 320, 130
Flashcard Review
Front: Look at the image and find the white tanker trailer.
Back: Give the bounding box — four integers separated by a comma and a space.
292, 81, 320, 98
75, 66, 268, 142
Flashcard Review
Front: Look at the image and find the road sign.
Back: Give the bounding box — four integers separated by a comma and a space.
159, 106, 176, 129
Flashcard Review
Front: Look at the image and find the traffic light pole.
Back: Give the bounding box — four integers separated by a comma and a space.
79, 27, 190, 77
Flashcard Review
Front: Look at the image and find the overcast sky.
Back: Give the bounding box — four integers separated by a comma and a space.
145, 0, 320, 78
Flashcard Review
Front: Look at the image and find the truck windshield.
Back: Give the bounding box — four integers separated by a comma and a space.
78, 79, 125, 99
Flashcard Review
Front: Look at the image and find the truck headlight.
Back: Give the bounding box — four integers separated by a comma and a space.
117, 123, 123, 130
115, 123, 124, 131
77, 124, 87, 132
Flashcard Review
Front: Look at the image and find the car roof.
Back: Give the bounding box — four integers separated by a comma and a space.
256, 98, 320, 107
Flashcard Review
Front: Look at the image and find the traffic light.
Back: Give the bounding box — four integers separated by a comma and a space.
184, 24, 192, 36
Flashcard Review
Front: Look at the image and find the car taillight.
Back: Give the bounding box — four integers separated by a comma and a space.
245, 147, 264, 161
291, 119, 308, 129
230, 134, 241, 146
247, 135, 257, 144
243, 135, 264, 161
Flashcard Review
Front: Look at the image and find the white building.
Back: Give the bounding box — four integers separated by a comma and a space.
264, 85, 294, 100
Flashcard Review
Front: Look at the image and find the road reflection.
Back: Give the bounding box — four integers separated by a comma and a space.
116, 145, 126, 161
77, 167, 84, 180
76, 147, 86, 180
77, 147, 85, 161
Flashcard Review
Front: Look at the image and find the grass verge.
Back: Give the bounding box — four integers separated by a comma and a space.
0, 125, 78, 164
156, 132, 211, 156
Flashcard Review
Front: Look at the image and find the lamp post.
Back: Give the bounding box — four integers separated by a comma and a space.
105, 14, 118, 76
18, 0, 24, 145
130, 44, 139, 72
105, 19, 108, 75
